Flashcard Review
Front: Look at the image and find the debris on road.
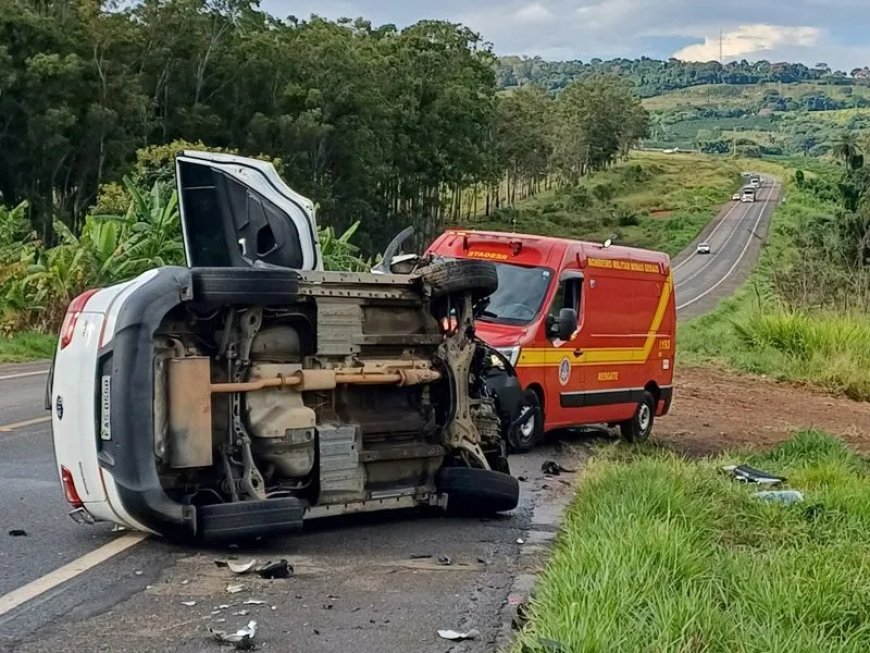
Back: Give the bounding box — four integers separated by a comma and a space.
256, 559, 292, 579
754, 490, 804, 504
516, 538, 524, 545
181, 601, 197, 607
226, 584, 245, 594
437, 555, 452, 566
437, 628, 480, 641
541, 461, 576, 476
215, 560, 229, 568
721, 464, 784, 485
243, 599, 266, 605
8, 529, 27, 537
409, 553, 432, 559
228, 559, 257, 574
209, 620, 257, 650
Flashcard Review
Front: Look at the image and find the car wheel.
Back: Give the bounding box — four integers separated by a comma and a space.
509, 389, 543, 453
619, 391, 656, 443
191, 267, 301, 306
436, 466, 520, 515
417, 259, 499, 300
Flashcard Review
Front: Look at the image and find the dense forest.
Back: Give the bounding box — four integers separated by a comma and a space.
0, 0, 647, 253
497, 56, 870, 97
0, 0, 649, 332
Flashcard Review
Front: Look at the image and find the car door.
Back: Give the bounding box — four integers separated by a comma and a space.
175, 151, 323, 270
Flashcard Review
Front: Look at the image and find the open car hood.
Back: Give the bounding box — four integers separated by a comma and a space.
175, 151, 322, 270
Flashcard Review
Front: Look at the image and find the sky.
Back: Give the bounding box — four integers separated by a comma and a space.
260, 0, 870, 70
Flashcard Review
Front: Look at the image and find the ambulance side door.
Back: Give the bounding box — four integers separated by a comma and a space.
544, 269, 585, 427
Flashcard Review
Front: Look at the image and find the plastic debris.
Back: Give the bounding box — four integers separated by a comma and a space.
228, 559, 257, 575
181, 601, 197, 607
516, 538, 524, 545
134, 570, 143, 576
437, 628, 480, 641
437, 556, 452, 566
541, 461, 576, 476
215, 604, 230, 610
8, 529, 27, 537
226, 584, 245, 594
754, 490, 804, 504
409, 553, 432, 559
243, 599, 266, 605
209, 620, 257, 650
233, 610, 250, 617
722, 464, 785, 485
256, 559, 293, 579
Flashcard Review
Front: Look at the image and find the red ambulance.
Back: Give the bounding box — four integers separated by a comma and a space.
426, 230, 676, 451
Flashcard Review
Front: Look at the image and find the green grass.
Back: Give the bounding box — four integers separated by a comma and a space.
516, 431, 870, 653
0, 332, 56, 362
460, 151, 740, 256
679, 157, 870, 401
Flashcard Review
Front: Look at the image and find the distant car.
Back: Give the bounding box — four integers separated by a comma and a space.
741, 188, 756, 202
732, 192, 741, 201
749, 176, 761, 189
697, 242, 711, 254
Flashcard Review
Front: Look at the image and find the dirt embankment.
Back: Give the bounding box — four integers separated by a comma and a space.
657, 366, 870, 457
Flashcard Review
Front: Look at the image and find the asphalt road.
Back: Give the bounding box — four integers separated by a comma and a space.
673, 177, 781, 319
0, 183, 780, 651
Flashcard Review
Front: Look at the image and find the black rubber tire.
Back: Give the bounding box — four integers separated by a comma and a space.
436, 466, 520, 515
509, 388, 544, 453
190, 267, 300, 306
619, 391, 656, 443
417, 259, 498, 300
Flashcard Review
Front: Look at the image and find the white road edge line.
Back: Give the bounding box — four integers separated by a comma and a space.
0, 532, 147, 618
677, 182, 777, 311
0, 370, 49, 382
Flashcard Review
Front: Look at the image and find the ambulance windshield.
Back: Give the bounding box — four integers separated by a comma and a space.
477, 263, 553, 325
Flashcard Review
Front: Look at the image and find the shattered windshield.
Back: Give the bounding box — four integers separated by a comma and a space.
477, 262, 553, 325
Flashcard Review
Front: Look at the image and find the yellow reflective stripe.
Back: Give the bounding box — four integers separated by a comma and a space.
514, 272, 673, 368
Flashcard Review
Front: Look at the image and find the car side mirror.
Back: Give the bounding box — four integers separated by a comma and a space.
548, 308, 578, 341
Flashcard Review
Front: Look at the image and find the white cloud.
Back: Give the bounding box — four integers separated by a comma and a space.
674, 24, 822, 61
515, 2, 556, 23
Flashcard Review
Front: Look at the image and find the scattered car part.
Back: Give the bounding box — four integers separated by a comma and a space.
722, 464, 785, 485
243, 599, 266, 605
181, 601, 197, 607
226, 584, 245, 594
437, 555, 452, 566
8, 529, 27, 537
228, 560, 257, 575
209, 620, 257, 650
256, 559, 292, 579
437, 628, 480, 641
754, 490, 804, 504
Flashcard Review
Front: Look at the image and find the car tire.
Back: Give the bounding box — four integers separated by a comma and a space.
190, 267, 301, 306
509, 389, 544, 453
417, 259, 498, 300
619, 391, 656, 443
436, 466, 520, 514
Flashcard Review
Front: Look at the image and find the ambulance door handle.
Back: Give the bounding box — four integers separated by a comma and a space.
572, 348, 584, 357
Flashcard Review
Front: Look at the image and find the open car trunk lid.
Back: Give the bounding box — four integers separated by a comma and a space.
175, 151, 322, 270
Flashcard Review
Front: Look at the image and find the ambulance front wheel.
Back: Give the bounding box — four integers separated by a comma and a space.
619, 391, 656, 443
509, 389, 544, 453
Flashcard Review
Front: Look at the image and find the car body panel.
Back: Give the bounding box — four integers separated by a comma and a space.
175, 151, 322, 271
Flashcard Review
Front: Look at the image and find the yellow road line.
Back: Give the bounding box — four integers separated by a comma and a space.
0, 532, 147, 618
0, 416, 52, 432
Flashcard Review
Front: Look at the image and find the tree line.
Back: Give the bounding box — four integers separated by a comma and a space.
0, 0, 648, 256
0, 0, 648, 332
498, 57, 870, 98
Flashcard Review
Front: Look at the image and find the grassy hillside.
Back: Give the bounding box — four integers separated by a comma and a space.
458, 151, 740, 256
643, 82, 870, 112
